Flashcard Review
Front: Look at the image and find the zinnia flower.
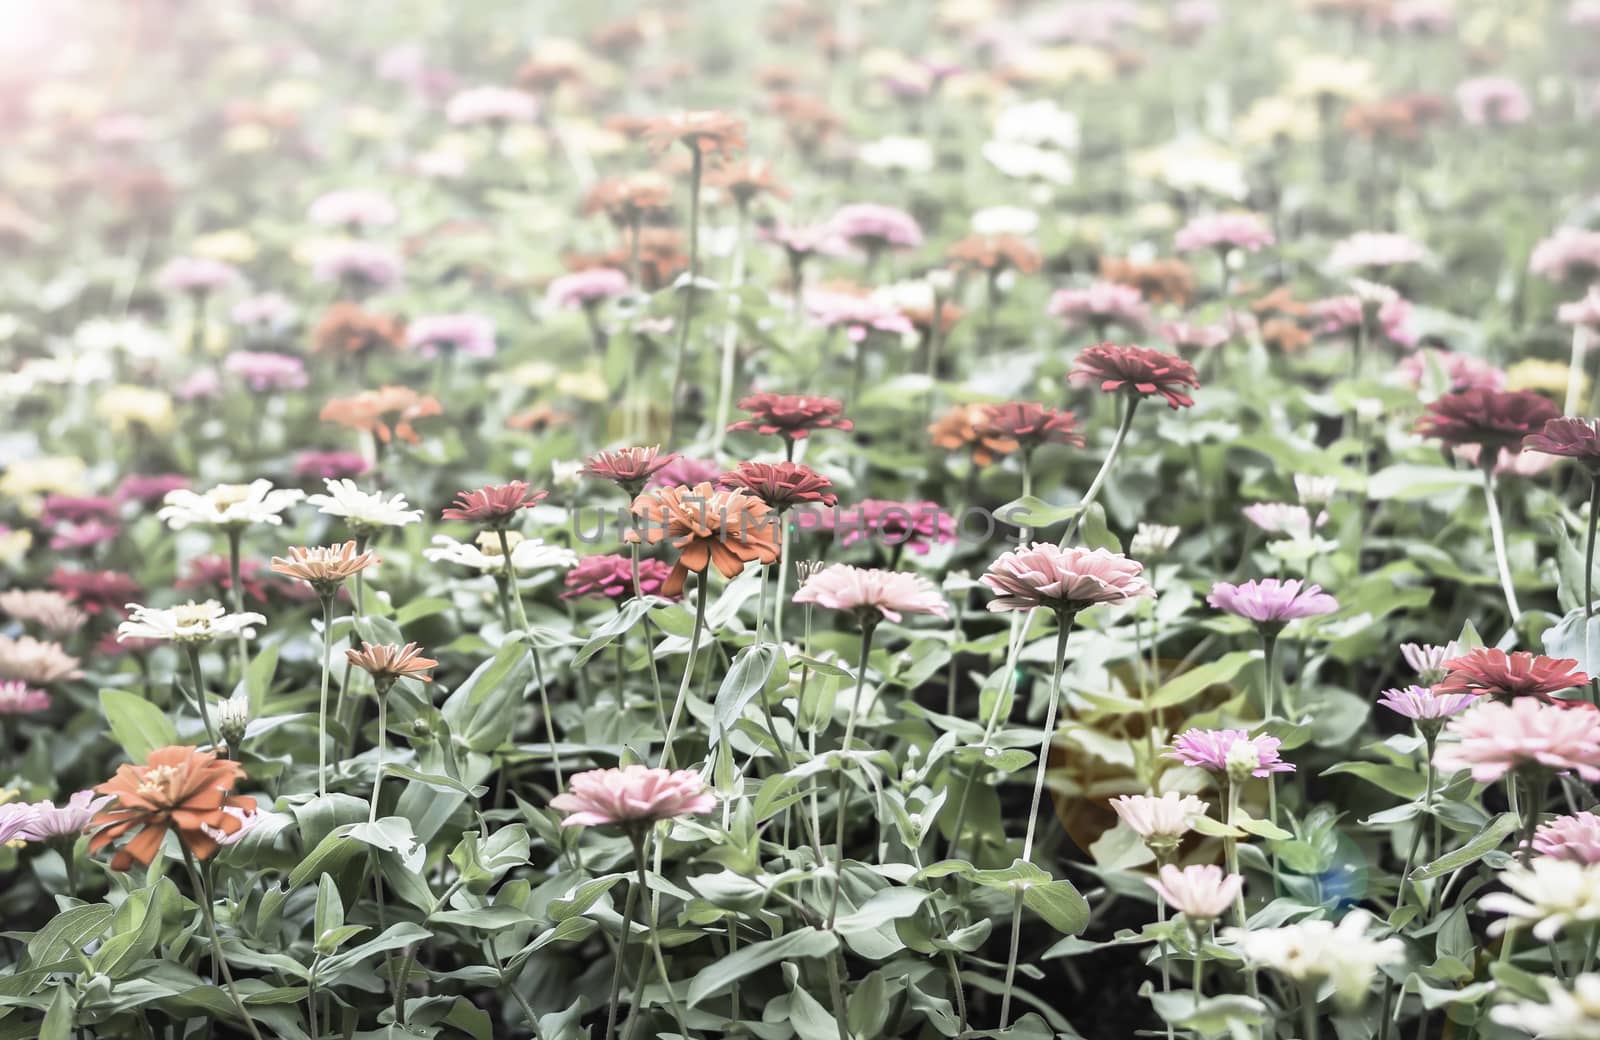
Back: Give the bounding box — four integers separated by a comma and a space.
424, 533, 577, 573
0, 590, 88, 637
320, 386, 443, 444
728, 393, 853, 442
1532, 812, 1600, 864
827, 203, 923, 253
551, 765, 717, 828
979, 402, 1085, 455
1207, 578, 1338, 628
1327, 231, 1427, 271
625, 484, 780, 596
1109, 791, 1208, 849
1148, 864, 1243, 924
563, 554, 676, 601
1225, 911, 1403, 1008
1525, 417, 1600, 471
641, 110, 746, 158
446, 85, 539, 125
1049, 283, 1151, 333
223, 351, 309, 392
1481, 858, 1600, 940
1400, 641, 1460, 684
270, 541, 380, 595
1455, 76, 1532, 127
1070, 343, 1200, 409
829, 499, 956, 556
158, 480, 305, 530
792, 564, 948, 624
118, 601, 266, 644
718, 461, 838, 512
308, 189, 398, 230
1435, 648, 1590, 705
305, 479, 421, 531
929, 403, 1018, 465
981, 543, 1153, 615
0, 680, 50, 715
1168, 728, 1295, 778
1489, 973, 1600, 1039
583, 445, 680, 498
89, 746, 257, 869
1174, 212, 1274, 254
4, 790, 113, 842
407, 314, 496, 358
441, 481, 549, 527
1416, 389, 1561, 453
547, 269, 630, 310
0, 635, 82, 685
1377, 685, 1480, 721
1432, 698, 1600, 783
346, 642, 437, 687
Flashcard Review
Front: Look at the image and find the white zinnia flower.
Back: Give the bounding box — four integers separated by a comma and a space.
1293, 474, 1339, 506
993, 99, 1080, 150
158, 480, 304, 529
306, 478, 422, 531
1481, 859, 1600, 941
551, 460, 585, 488
1226, 911, 1403, 1008
981, 141, 1074, 185
857, 136, 934, 174
424, 534, 578, 573
118, 601, 267, 644
1129, 523, 1181, 558
1490, 973, 1600, 1039
971, 205, 1039, 237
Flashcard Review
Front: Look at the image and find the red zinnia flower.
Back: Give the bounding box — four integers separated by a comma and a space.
1069, 343, 1201, 410
728, 393, 854, 442
980, 402, 1086, 455
719, 461, 838, 512
1416, 389, 1561, 454
1435, 648, 1591, 707
1524, 416, 1600, 471
48, 569, 142, 616
441, 481, 548, 527
583, 445, 681, 498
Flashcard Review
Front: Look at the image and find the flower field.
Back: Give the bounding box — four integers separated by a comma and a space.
6, 0, 1600, 1037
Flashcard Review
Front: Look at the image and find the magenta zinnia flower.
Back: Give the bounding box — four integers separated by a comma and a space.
1207, 579, 1339, 627
1433, 698, 1600, 782
829, 499, 955, 555
1531, 811, 1600, 864
1167, 728, 1295, 777
1416, 389, 1561, 453
562, 554, 676, 601
550, 766, 715, 829
0, 680, 51, 715
792, 564, 947, 624
981, 543, 1153, 615
1070, 343, 1200, 409
1524, 417, 1600, 471
1377, 685, 1480, 721
441, 481, 548, 527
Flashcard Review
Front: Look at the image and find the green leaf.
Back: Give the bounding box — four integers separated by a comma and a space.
315, 922, 432, 981
99, 689, 179, 761
441, 644, 531, 753
686, 929, 840, 1008
1025, 880, 1089, 935
1411, 813, 1517, 881
1147, 652, 1257, 710
25, 905, 113, 966
315, 874, 344, 936
548, 874, 627, 921
39, 986, 72, 1040
1367, 465, 1480, 501
711, 643, 784, 746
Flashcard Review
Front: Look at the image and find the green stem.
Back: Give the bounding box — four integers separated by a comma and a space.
1224, 781, 1261, 1004
1483, 466, 1522, 623
658, 577, 708, 768
1061, 395, 1139, 545
828, 622, 877, 930
316, 593, 335, 798
226, 527, 249, 681
368, 685, 389, 825
668, 148, 703, 441
185, 645, 221, 750
1260, 630, 1279, 721
181, 845, 264, 1040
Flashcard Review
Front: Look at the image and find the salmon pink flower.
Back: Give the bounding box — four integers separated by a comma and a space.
792, 564, 947, 624
441, 481, 549, 527
729, 393, 853, 442
625, 484, 780, 596
1070, 343, 1200, 409
719, 461, 837, 512
1435, 648, 1590, 705
981, 543, 1153, 615
551, 765, 716, 829
583, 445, 681, 498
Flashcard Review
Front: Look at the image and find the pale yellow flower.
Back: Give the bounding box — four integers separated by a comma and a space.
556, 369, 610, 402
264, 79, 320, 112
1236, 96, 1318, 148
1287, 55, 1376, 103
0, 457, 88, 512
96, 385, 176, 436
343, 106, 396, 140
1008, 46, 1115, 86
1508, 359, 1586, 401
1132, 137, 1248, 199
0, 528, 33, 567
510, 361, 559, 388
224, 124, 274, 154
192, 230, 258, 265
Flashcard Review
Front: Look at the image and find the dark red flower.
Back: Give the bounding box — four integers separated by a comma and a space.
1416, 389, 1561, 454
583, 445, 681, 498
441, 481, 548, 527
719, 461, 838, 512
1069, 343, 1201, 410
980, 402, 1086, 454
1435, 648, 1591, 707
562, 554, 677, 601
1524, 416, 1600, 470
728, 393, 854, 441
39, 495, 119, 527
48, 569, 142, 615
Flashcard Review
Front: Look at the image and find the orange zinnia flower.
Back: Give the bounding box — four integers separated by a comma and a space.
929, 403, 1018, 466
946, 234, 1042, 276
346, 641, 438, 687
625, 483, 779, 596
708, 158, 789, 207
89, 746, 256, 869
270, 540, 380, 594
320, 386, 443, 445
641, 110, 747, 159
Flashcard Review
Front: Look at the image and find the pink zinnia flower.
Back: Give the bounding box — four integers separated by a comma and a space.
1174, 213, 1274, 254
441, 481, 548, 527
1070, 342, 1200, 409
1530, 228, 1600, 283
728, 393, 853, 441
224, 351, 309, 392
1148, 864, 1243, 924
1161, 321, 1230, 350
1049, 282, 1151, 333
1395, 348, 1507, 393
1327, 232, 1427, 272
1559, 290, 1600, 328
1455, 76, 1532, 127
646, 457, 721, 492
792, 564, 948, 623
1525, 417, 1600, 471
1109, 792, 1209, 843
1208, 579, 1338, 627
157, 257, 241, 295
550, 765, 715, 828
0, 680, 50, 715
312, 241, 403, 289
1435, 648, 1590, 706
761, 221, 849, 260
583, 445, 681, 497
11, 790, 114, 842
1312, 292, 1417, 348
562, 554, 676, 601
230, 293, 298, 331
547, 268, 630, 310
829, 499, 955, 555
828, 203, 924, 253
1532, 811, 1600, 863
981, 543, 1153, 614
446, 86, 540, 126
407, 313, 496, 358
39, 495, 118, 526
804, 290, 915, 343
1401, 641, 1460, 683
1378, 685, 1480, 721
293, 451, 369, 481
1242, 503, 1325, 538
48, 569, 141, 615
49, 520, 120, 552
115, 474, 190, 507
308, 189, 398, 230
1433, 698, 1600, 782
1168, 728, 1295, 777
718, 461, 838, 512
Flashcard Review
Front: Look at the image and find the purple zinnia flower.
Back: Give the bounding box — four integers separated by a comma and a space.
230, 293, 298, 331
157, 257, 241, 295
12, 790, 114, 842
1378, 685, 1480, 721
224, 351, 309, 392
312, 241, 403, 289
547, 269, 630, 310
294, 451, 371, 481
828, 203, 924, 253
1208, 579, 1339, 626
1168, 728, 1295, 778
